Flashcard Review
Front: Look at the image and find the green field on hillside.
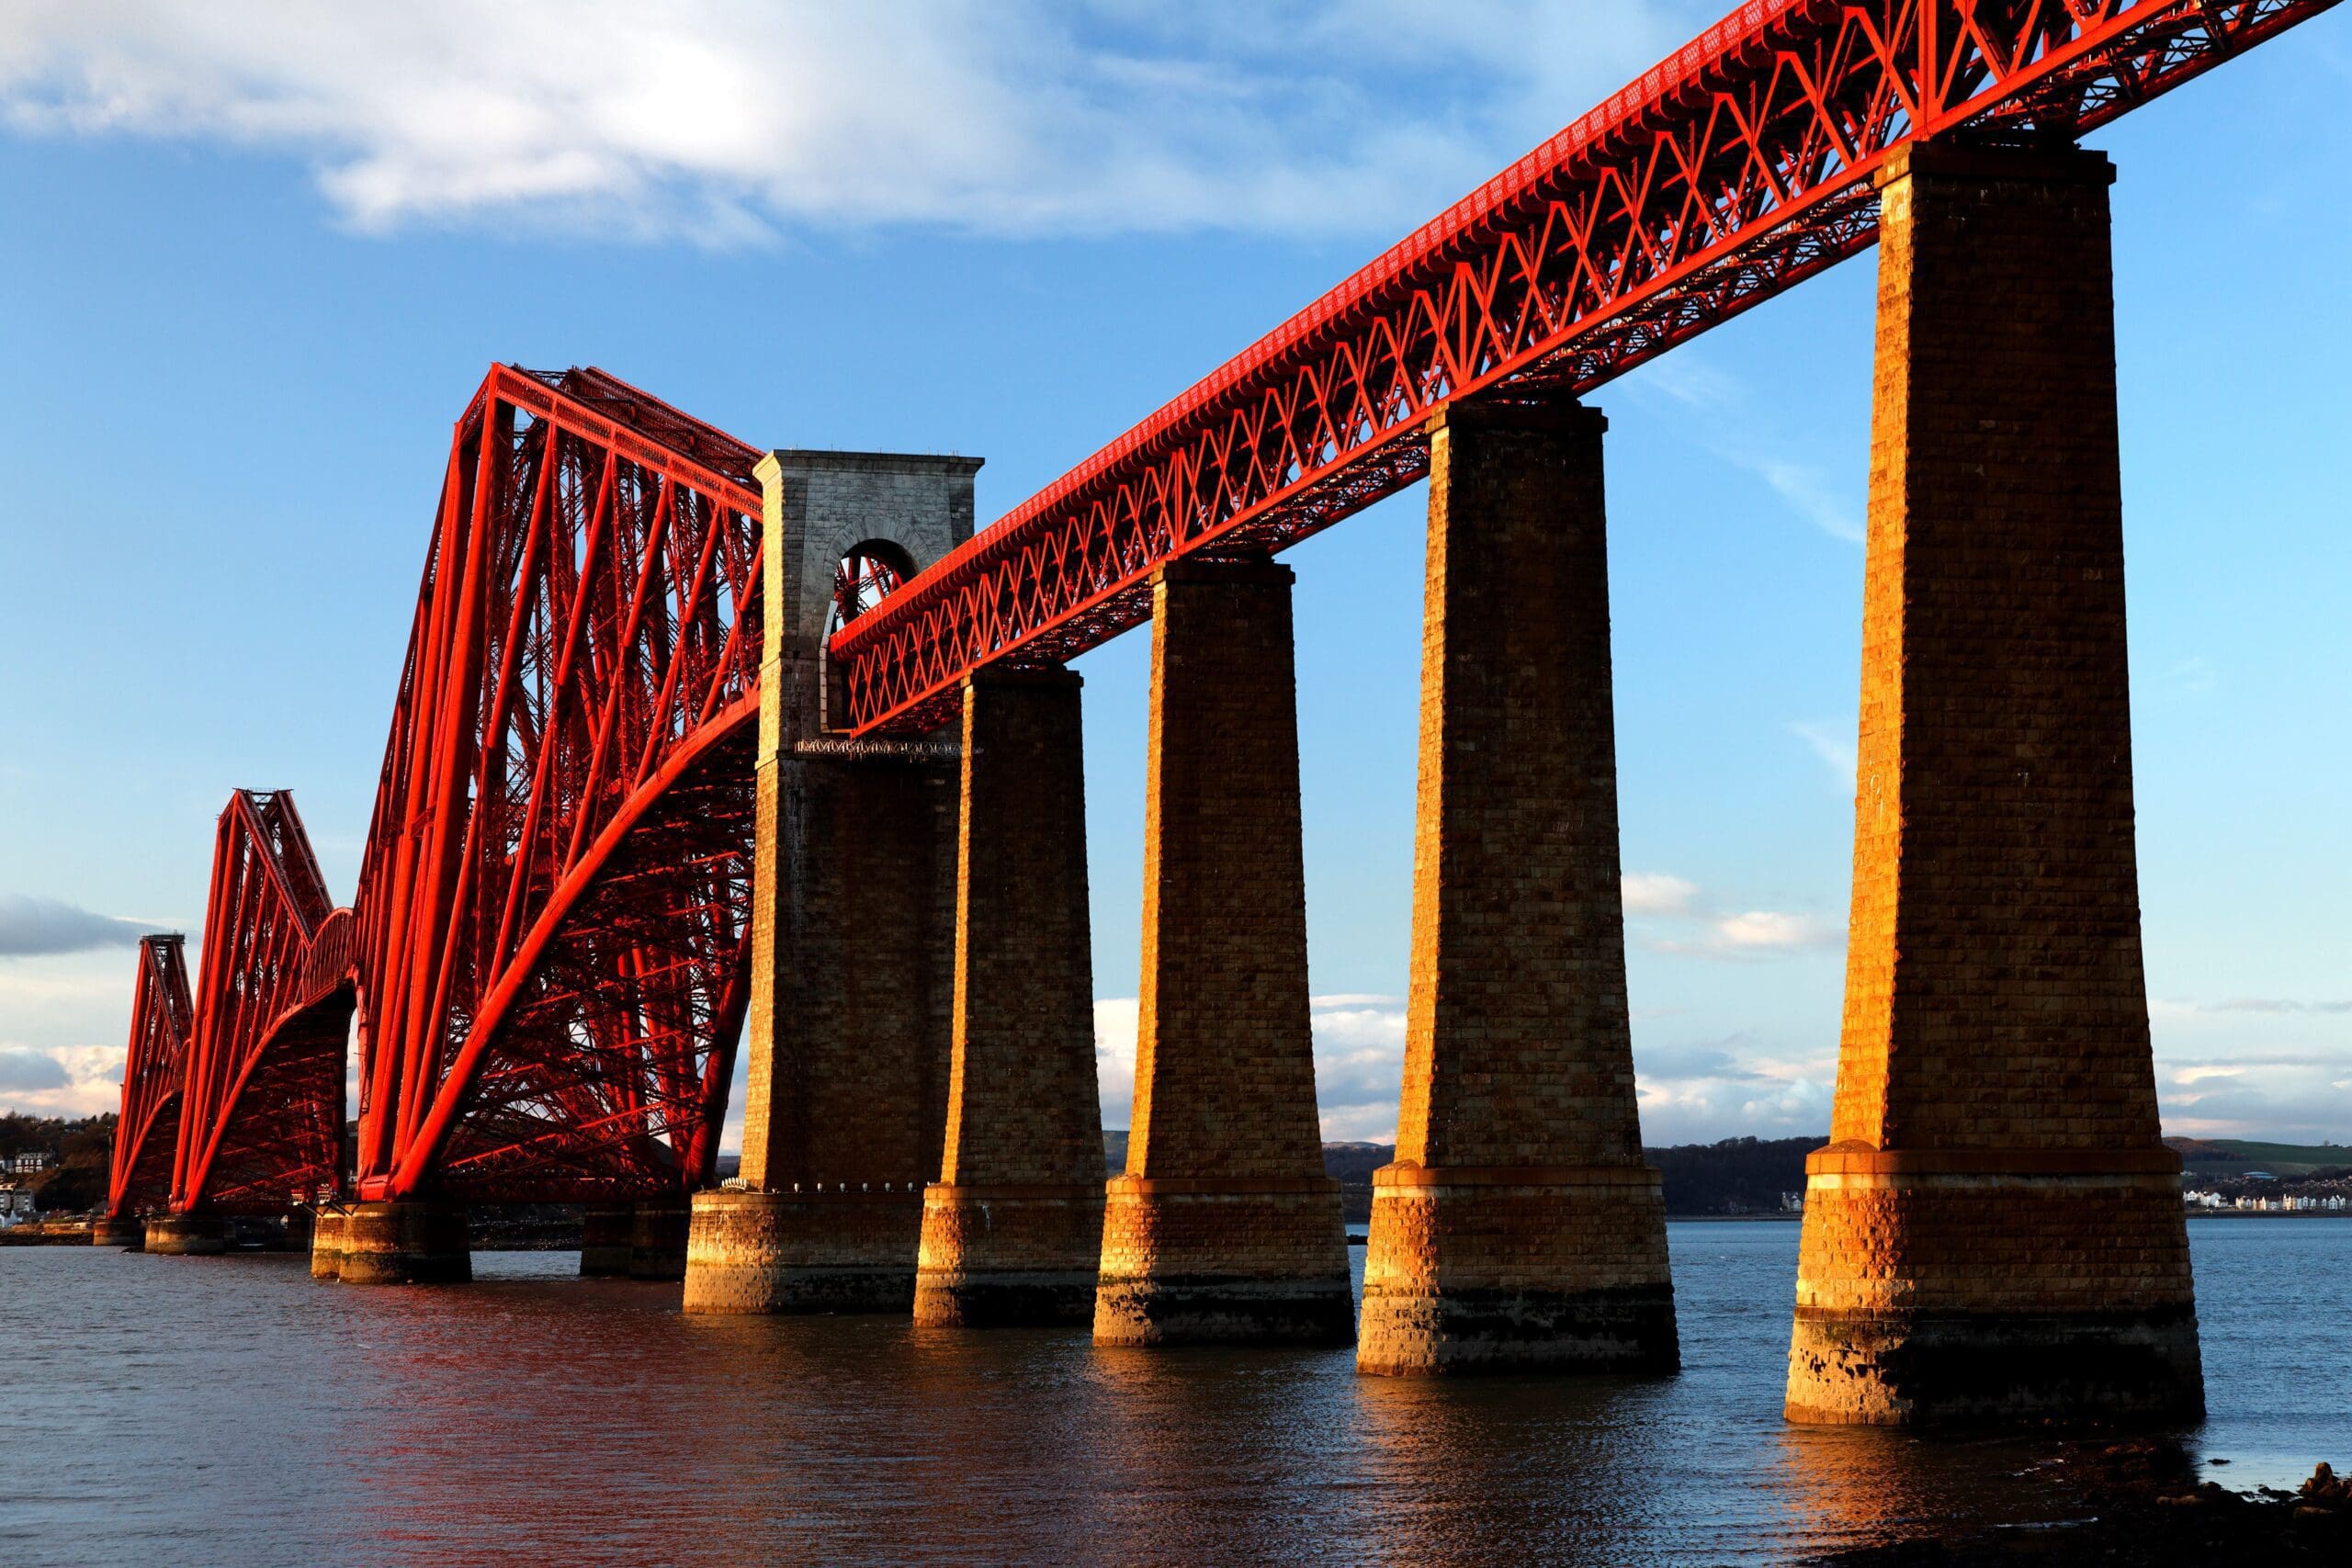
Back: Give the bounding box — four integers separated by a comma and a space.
2166, 1137, 2352, 1176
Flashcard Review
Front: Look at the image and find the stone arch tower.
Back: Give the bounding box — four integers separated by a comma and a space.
754, 448, 981, 739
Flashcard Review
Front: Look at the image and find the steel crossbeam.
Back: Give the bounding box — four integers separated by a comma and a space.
830, 0, 2338, 735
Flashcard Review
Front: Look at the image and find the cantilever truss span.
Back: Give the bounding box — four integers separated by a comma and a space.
107, 935, 194, 1220
172, 791, 355, 1216
351, 367, 766, 1203
829, 0, 2338, 735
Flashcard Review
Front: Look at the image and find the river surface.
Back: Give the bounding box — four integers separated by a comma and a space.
3, 1218, 2345, 1565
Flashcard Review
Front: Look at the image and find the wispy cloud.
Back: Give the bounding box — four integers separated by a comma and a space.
1634, 1039, 1836, 1145
1790, 718, 1857, 795
0, 1, 1701, 241
1630, 349, 1863, 543
1622, 871, 1843, 963
0, 893, 146, 957
2155, 997, 2352, 1018
2162, 656, 2218, 695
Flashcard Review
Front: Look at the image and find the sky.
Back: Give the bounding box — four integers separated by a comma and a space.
0, 1, 2345, 1152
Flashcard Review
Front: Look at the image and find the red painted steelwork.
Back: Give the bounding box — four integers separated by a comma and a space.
352, 366, 765, 1203
831, 0, 2338, 734
107, 935, 193, 1220
171, 792, 355, 1215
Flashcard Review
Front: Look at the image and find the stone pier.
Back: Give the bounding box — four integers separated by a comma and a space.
1359, 401, 1677, 1377
628, 1196, 691, 1280
580, 1204, 634, 1277
1093, 558, 1353, 1347
143, 1213, 226, 1255
321, 1201, 470, 1285
682, 446, 976, 1317
91, 1214, 144, 1248
915, 669, 1106, 1326
1785, 142, 2202, 1426
310, 1208, 347, 1280
581, 1199, 690, 1280
683, 747, 958, 1314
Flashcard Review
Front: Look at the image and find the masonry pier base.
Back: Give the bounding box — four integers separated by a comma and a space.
144, 1214, 226, 1255
1360, 1167, 1678, 1375
91, 1215, 144, 1248
581, 1205, 634, 1277
683, 1187, 924, 1314
1094, 1177, 1355, 1346
317, 1201, 471, 1285
310, 1209, 347, 1280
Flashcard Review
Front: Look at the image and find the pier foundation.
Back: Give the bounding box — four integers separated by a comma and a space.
580, 1204, 634, 1277
91, 1214, 144, 1248
328, 1201, 471, 1285
310, 1209, 347, 1280
628, 1196, 691, 1280
144, 1213, 226, 1255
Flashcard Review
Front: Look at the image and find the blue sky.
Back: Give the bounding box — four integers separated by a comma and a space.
0, 2, 2345, 1149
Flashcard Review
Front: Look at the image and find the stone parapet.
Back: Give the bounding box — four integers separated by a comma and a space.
681, 1187, 924, 1314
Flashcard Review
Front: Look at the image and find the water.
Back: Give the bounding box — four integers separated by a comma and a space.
2, 1219, 2344, 1565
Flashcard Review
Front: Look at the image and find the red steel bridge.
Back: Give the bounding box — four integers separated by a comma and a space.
109, 0, 2336, 1223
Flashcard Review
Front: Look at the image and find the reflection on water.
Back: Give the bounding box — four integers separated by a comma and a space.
4, 1221, 2345, 1566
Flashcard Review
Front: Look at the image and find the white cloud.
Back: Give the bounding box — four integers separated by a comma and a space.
0, 0, 1700, 241
1634, 1040, 1835, 1145
1790, 719, 1858, 795
0, 892, 146, 956
1622, 872, 1698, 917
0, 1042, 127, 1117
1093, 995, 1141, 1129
1711, 910, 1838, 952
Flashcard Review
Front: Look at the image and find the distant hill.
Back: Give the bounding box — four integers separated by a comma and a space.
2166, 1137, 2352, 1178
1102, 1132, 1820, 1220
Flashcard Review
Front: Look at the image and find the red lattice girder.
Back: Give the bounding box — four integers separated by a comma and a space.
353, 366, 765, 1203
831, 0, 2338, 735
107, 935, 192, 1220
172, 792, 354, 1215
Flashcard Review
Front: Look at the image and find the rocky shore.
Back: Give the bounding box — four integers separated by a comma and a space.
1810, 1448, 2351, 1565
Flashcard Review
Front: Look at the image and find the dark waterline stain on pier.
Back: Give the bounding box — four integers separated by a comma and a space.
4, 1220, 2344, 1565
